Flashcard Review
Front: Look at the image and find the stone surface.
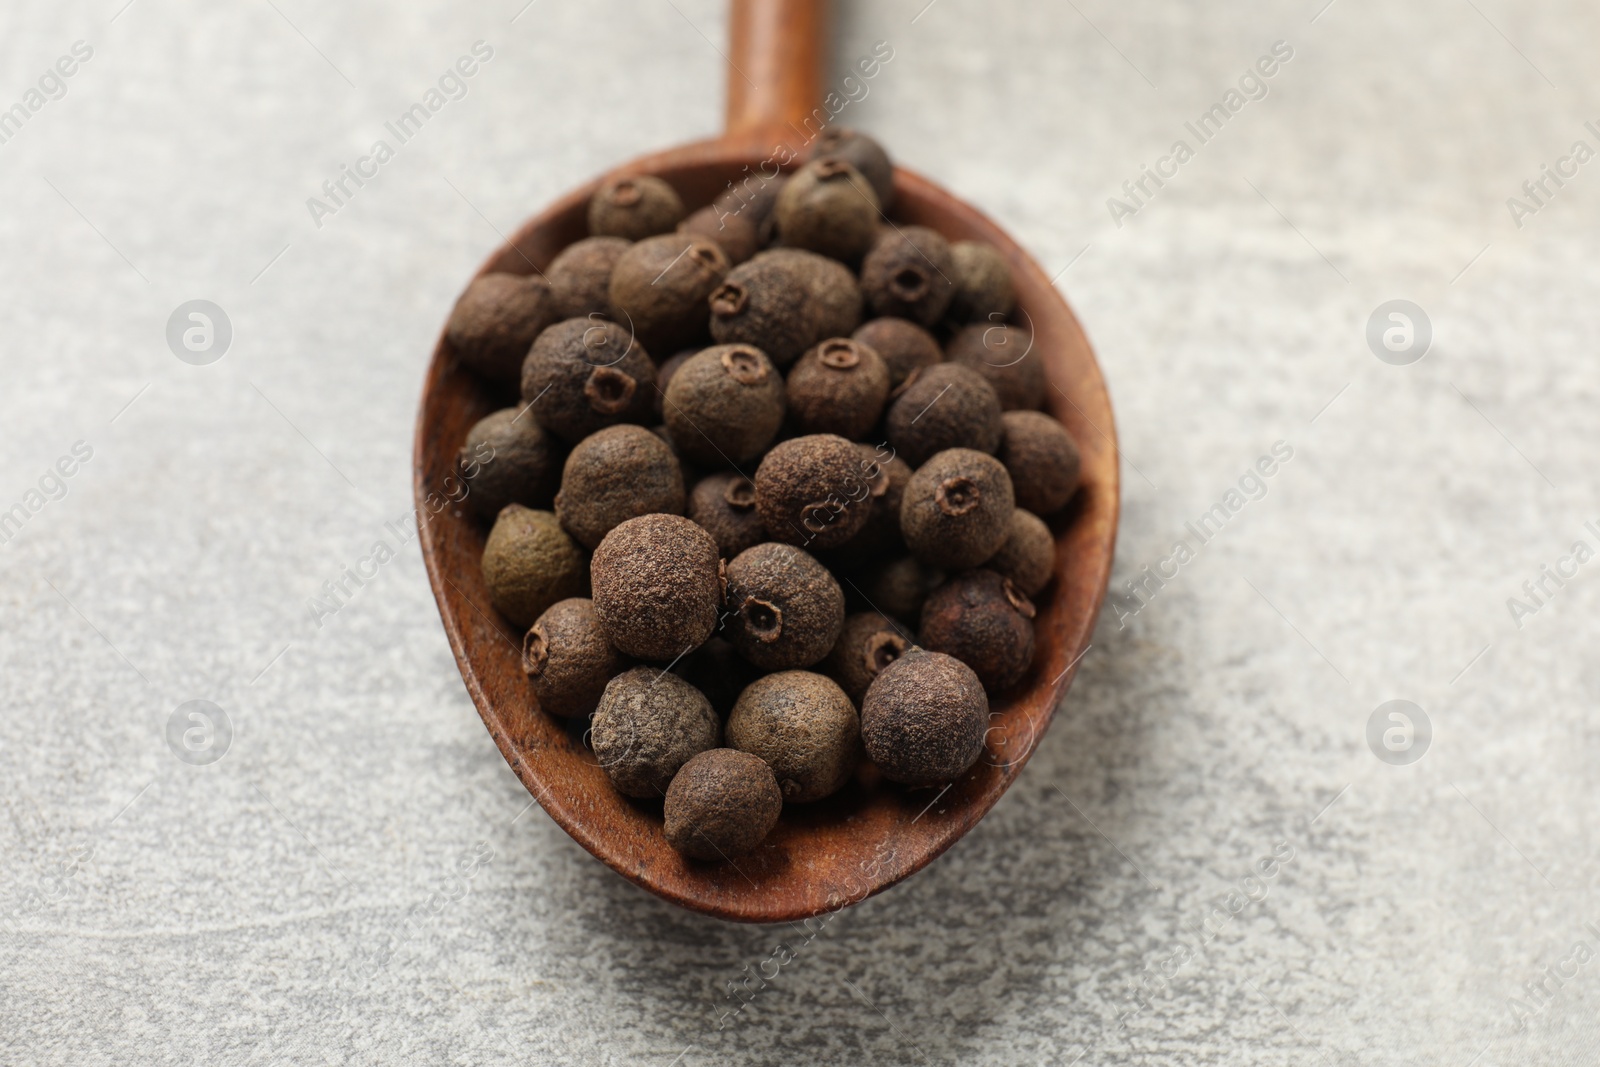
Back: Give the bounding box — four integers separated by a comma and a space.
2, 1, 1599, 1064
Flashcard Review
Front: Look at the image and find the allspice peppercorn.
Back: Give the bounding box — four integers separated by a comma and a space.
663, 749, 782, 860
522, 598, 622, 718
785, 338, 890, 440
554, 424, 685, 549
947, 324, 1045, 411
590, 667, 719, 797
808, 127, 895, 209
724, 542, 845, 671
900, 448, 1015, 569
834, 444, 910, 557
860, 650, 988, 786
679, 204, 760, 265
708, 250, 863, 368
521, 317, 656, 444
662, 345, 786, 467
885, 363, 1003, 467
590, 514, 722, 661
609, 233, 729, 355
653, 348, 697, 420
948, 241, 1015, 323
860, 226, 956, 326
754, 434, 875, 550
919, 569, 1037, 694
459, 407, 562, 521
858, 555, 943, 626
446, 273, 560, 386
852, 317, 941, 389
774, 158, 881, 264
996, 409, 1082, 515
986, 509, 1055, 597
727, 671, 860, 802
480, 505, 588, 629
673, 636, 760, 719
547, 236, 630, 320
588, 174, 685, 240
687, 472, 767, 558
713, 174, 786, 230
823, 611, 913, 704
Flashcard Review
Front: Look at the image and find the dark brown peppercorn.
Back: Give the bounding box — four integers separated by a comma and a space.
679, 204, 760, 265
724, 542, 845, 671
860, 650, 988, 786
522, 598, 623, 718
653, 348, 697, 420
785, 338, 891, 440
664, 749, 782, 860
947, 324, 1045, 411
774, 158, 881, 264
986, 509, 1055, 597
459, 408, 562, 521
590, 514, 722, 661
948, 241, 1015, 323
823, 611, 913, 705
834, 444, 910, 557
919, 569, 1037, 694
609, 233, 729, 355
884, 363, 1003, 467
713, 173, 786, 229
860, 226, 956, 326
547, 236, 630, 320
446, 273, 561, 386
520, 318, 656, 444
727, 671, 860, 802
673, 636, 761, 719
663, 345, 786, 466
554, 425, 685, 549
480, 506, 588, 629
900, 448, 1015, 569
708, 249, 863, 368
858, 555, 943, 626
996, 410, 1082, 515
852, 317, 941, 389
588, 174, 685, 240
687, 472, 767, 558
591, 667, 719, 797
754, 434, 876, 550
809, 127, 895, 209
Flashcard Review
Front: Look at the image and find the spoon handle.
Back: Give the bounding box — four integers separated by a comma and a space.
725, 0, 829, 136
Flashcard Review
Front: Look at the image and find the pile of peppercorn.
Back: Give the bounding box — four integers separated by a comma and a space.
446, 129, 1082, 862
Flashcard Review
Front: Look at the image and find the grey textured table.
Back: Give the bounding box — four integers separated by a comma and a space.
3, 1, 1598, 1064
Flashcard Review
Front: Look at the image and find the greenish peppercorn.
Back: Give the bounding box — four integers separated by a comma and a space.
480, 505, 589, 629
948, 240, 1015, 323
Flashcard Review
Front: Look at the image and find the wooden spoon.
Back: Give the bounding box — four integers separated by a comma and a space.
413, 0, 1118, 922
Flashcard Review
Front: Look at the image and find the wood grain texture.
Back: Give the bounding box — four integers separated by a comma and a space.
726, 0, 829, 136
413, 136, 1119, 922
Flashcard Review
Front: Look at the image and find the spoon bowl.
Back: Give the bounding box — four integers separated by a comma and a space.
413, 5, 1118, 923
